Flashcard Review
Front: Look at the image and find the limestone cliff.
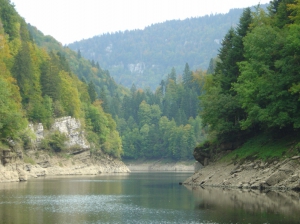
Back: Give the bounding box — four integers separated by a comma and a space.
0, 116, 130, 183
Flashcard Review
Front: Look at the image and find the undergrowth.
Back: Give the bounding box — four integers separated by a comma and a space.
220, 133, 299, 163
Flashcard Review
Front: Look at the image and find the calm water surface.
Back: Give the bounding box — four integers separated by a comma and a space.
0, 172, 299, 224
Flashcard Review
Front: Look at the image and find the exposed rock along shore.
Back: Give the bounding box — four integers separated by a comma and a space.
124, 160, 197, 172
0, 116, 130, 183
184, 156, 300, 191
0, 150, 130, 183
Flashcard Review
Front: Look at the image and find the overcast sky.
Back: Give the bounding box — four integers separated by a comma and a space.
11, 0, 270, 45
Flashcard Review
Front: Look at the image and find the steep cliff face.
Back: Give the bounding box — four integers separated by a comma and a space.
29, 116, 90, 151
0, 116, 129, 183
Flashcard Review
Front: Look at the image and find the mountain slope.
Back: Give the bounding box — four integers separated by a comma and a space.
68, 8, 252, 89
0, 0, 123, 159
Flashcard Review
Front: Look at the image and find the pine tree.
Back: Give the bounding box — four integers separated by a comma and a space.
88, 81, 97, 103
11, 42, 34, 104
183, 63, 192, 88
99, 88, 109, 113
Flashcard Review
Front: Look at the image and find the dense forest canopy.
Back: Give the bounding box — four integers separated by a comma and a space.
201, 0, 300, 146
116, 65, 206, 160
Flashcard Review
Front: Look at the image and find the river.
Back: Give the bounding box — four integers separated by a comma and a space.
0, 172, 299, 224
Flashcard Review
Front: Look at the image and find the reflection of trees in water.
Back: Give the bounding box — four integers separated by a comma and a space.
186, 186, 300, 224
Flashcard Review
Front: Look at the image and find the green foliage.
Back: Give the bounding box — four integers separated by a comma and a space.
0, 0, 19, 41
88, 81, 97, 103
0, 75, 26, 139
41, 131, 67, 152
84, 102, 123, 158
59, 71, 81, 118
23, 155, 36, 165
201, 0, 300, 156
221, 133, 298, 162
118, 66, 205, 160
19, 129, 35, 150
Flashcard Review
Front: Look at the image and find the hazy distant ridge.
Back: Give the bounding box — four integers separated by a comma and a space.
68, 8, 247, 89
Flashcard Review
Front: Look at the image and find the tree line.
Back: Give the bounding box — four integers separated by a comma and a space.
201, 0, 300, 145
114, 64, 206, 160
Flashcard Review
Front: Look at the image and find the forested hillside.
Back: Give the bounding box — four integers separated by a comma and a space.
24, 6, 210, 160
0, 0, 122, 158
201, 0, 300, 149
0, 0, 206, 162
68, 8, 247, 89
116, 65, 206, 160
27, 24, 129, 110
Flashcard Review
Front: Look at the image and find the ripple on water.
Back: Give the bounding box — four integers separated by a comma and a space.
0, 194, 212, 224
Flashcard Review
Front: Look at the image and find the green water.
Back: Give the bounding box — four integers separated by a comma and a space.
0, 172, 299, 223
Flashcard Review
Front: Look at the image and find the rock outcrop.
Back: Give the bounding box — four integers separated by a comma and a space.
51, 116, 90, 150
0, 150, 130, 182
193, 142, 212, 166
0, 116, 130, 183
184, 156, 300, 191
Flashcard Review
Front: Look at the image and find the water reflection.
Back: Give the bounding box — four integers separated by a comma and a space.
1, 174, 299, 224
186, 185, 300, 224
0, 173, 199, 224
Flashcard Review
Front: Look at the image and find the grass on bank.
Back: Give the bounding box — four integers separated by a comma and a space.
220, 133, 300, 163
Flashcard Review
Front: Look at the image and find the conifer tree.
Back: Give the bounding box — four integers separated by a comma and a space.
88, 81, 97, 103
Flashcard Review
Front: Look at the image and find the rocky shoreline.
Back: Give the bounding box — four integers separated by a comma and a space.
0, 116, 131, 183
184, 156, 300, 191
124, 159, 197, 172
0, 150, 130, 183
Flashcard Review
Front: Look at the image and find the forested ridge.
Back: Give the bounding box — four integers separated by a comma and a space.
201, 0, 300, 152
68, 8, 249, 89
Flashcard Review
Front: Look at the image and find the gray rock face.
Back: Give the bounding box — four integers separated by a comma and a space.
184, 157, 300, 191
266, 171, 289, 186
29, 117, 90, 151
17, 169, 27, 181
28, 123, 44, 145
128, 62, 145, 74
51, 116, 90, 150
193, 142, 211, 166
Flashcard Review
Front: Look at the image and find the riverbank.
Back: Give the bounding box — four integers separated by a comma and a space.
0, 150, 130, 183
124, 159, 197, 172
184, 156, 300, 190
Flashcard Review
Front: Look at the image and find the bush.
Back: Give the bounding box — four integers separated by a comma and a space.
19, 130, 35, 150
41, 131, 67, 152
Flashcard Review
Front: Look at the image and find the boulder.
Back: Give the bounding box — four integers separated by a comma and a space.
193, 142, 211, 166
265, 171, 288, 186
17, 169, 27, 181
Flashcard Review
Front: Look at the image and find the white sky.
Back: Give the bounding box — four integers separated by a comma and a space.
11, 0, 270, 45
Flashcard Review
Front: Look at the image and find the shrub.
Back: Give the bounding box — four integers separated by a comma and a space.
41, 131, 67, 152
